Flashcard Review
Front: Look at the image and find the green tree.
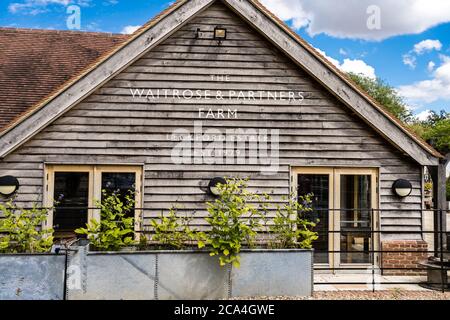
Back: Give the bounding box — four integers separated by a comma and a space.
348, 73, 449, 154
409, 110, 449, 154
348, 73, 413, 123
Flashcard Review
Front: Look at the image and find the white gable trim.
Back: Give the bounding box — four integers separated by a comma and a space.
222, 0, 439, 166
0, 0, 214, 158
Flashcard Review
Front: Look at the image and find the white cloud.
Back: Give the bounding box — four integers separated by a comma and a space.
402, 54, 417, 69
398, 55, 450, 104
313, 47, 340, 67
339, 48, 348, 56
9, 0, 90, 14
402, 39, 442, 69
120, 25, 141, 35
103, 0, 118, 5
314, 47, 376, 79
415, 109, 433, 121
413, 39, 442, 54
260, 0, 450, 41
428, 61, 436, 72
340, 59, 376, 79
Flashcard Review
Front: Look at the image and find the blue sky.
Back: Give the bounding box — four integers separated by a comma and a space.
1, 0, 449, 119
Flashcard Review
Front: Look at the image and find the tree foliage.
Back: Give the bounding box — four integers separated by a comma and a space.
348, 73, 413, 123
409, 110, 449, 154
348, 73, 449, 155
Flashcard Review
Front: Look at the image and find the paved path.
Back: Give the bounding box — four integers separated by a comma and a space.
314, 274, 429, 291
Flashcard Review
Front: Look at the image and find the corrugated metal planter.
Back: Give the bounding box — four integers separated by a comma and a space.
67, 248, 230, 300
67, 247, 313, 300
231, 249, 313, 297
0, 253, 66, 300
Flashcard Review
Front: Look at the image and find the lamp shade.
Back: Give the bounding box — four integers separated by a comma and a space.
208, 177, 226, 196
392, 179, 412, 197
0, 176, 19, 196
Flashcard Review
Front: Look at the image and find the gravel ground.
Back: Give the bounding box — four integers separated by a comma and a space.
233, 290, 450, 300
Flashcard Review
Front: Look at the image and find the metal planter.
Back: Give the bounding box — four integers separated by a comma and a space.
0, 247, 313, 300
0, 254, 66, 300
67, 248, 229, 300
67, 247, 313, 300
156, 251, 229, 300
230, 249, 313, 297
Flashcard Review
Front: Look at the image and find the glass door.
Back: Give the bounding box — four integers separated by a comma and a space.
335, 169, 378, 267
294, 168, 334, 265
293, 167, 378, 270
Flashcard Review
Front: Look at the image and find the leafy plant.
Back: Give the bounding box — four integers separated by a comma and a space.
269, 194, 318, 249
409, 110, 449, 154
424, 182, 433, 193
150, 207, 198, 249
0, 200, 54, 253
347, 73, 413, 123
75, 189, 137, 251
199, 178, 262, 268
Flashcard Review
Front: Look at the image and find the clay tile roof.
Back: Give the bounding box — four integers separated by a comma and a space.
0, 28, 128, 130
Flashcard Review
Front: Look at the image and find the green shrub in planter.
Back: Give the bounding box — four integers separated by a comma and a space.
149, 208, 199, 249
75, 190, 137, 251
198, 178, 263, 268
269, 194, 318, 249
0, 200, 54, 253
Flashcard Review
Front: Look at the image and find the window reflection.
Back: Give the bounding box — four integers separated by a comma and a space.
340, 175, 372, 264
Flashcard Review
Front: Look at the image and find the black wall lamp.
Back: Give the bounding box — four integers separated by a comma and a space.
0, 175, 19, 196
392, 179, 412, 198
208, 177, 227, 196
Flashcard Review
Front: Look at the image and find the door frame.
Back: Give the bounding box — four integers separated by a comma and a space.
44, 164, 144, 233
292, 167, 335, 267
334, 168, 379, 270
291, 167, 379, 270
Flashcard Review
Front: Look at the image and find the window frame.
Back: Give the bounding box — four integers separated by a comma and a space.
44, 164, 143, 234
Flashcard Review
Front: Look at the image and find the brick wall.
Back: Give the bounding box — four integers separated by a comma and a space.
381, 240, 428, 276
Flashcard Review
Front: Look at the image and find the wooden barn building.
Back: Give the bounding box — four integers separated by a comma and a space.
0, 0, 446, 272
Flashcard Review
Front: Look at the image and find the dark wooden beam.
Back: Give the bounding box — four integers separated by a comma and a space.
429, 156, 449, 255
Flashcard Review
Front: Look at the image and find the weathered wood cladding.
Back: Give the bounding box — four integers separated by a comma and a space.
0, 2, 423, 239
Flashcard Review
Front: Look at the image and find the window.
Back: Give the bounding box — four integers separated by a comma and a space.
53, 172, 90, 237
44, 165, 142, 238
